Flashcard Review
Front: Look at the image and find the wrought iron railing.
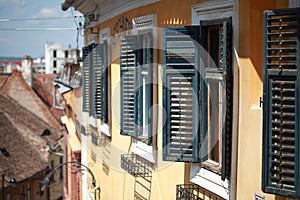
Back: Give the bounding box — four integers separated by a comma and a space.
176, 184, 203, 200
121, 154, 152, 177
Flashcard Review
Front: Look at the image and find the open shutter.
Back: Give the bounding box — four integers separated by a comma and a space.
262, 8, 300, 197
82, 46, 90, 112
93, 43, 103, 119
102, 41, 108, 123
120, 36, 137, 136
162, 26, 200, 162
221, 19, 233, 180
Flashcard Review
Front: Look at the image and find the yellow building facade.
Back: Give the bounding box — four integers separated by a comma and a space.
58, 0, 300, 199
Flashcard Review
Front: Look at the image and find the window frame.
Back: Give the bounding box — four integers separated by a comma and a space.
120, 14, 157, 163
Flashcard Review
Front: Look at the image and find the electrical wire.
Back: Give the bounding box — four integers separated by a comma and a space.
71, 7, 80, 49
0, 16, 83, 22
0, 27, 77, 31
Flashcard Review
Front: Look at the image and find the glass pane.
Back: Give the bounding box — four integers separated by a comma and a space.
207, 79, 222, 163
208, 26, 221, 68
139, 34, 151, 142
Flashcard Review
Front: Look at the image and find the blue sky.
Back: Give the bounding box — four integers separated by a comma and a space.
0, 0, 84, 57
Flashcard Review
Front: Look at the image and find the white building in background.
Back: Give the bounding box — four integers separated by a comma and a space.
45, 42, 80, 74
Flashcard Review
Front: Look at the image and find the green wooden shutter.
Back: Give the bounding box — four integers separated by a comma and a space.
92, 43, 103, 119
82, 46, 90, 112
221, 19, 233, 180
102, 40, 108, 123
162, 26, 200, 162
262, 8, 300, 197
120, 36, 137, 136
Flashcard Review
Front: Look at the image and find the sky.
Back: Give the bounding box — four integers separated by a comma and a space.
0, 0, 84, 58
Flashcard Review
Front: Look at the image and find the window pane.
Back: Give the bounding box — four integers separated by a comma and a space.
207, 79, 222, 163
138, 34, 151, 143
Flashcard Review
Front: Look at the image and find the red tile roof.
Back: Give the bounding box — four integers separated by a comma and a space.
32, 75, 64, 123
0, 92, 62, 186
0, 71, 62, 130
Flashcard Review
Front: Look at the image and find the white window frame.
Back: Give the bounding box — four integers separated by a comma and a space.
191, 1, 233, 199
131, 14, 157, 163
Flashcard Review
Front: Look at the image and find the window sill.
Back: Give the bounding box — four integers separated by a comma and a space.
201, 160, 221, 175
98, 122, 111, 137
190, 163, 229, 199
131, 138, 156, 163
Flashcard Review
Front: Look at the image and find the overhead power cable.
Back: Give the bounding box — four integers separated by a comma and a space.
0, 27, 77, 31
0, 16, 83, 22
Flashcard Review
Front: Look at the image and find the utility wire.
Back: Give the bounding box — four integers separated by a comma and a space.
0, 16, 83, 22
0, 27, 77, 31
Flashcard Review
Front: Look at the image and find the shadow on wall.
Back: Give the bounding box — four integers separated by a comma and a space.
134, 175, 152, 200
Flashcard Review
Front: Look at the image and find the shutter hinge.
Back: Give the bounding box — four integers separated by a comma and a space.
259, 97, 264, 107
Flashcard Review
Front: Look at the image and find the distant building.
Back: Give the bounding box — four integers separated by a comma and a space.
33, 57, 46, 74
45, 42, 81, 74
0, 56, 64, 199
0, 71, 63, 200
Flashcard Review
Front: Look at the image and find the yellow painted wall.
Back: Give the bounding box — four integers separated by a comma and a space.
65, 0, 300, 199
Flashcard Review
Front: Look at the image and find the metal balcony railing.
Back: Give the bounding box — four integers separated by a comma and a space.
176, 184, 203, 200
121, 154, 152, 177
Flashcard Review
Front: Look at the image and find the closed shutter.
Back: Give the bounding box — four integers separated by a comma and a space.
162, 26, 200, 162
262, 8, 300, 197
221, 19, 232, 180
82, 46, 90, 112
92, 43, 103, 119
120, 36, 137, 136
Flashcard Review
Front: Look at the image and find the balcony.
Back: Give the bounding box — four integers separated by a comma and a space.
176, 183, 226, 200
121, 154, 152, 177
176, 184, 203, 200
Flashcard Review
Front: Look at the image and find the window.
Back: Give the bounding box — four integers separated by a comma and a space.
65, 50, 68, 58
162, 18, 232, 180
27, 182, 31, 200
82, 46, 90, 113
53, 50, 57, 58
60, 157, 63, 179
120, 14, 155, 147
53, 60, 57, 68
262, 7, 300, 198
120, 33, 153, 145
21, 186, 24, 200
51, 160, 55, 182
93, 41, 109, 123
82, 41, 109, 123
136, 32, 153, 144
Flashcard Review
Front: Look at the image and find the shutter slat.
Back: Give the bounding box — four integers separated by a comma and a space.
163, 26, 200, 162
82, 46, 90, 112
120, 36, 137, 136
263, 8, 300, 197
93, 43, 103, 119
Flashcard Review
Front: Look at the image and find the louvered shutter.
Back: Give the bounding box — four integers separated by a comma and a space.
162, 26, 200, 162
262, 8, 300, 197
120, 36, 137, 136
92, 43, 103, 119
221, 19, 232, 180
102, 41, 108, 123
82, 46, 90, 112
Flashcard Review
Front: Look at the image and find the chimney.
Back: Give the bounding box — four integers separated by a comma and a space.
21, 55, 33, 87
